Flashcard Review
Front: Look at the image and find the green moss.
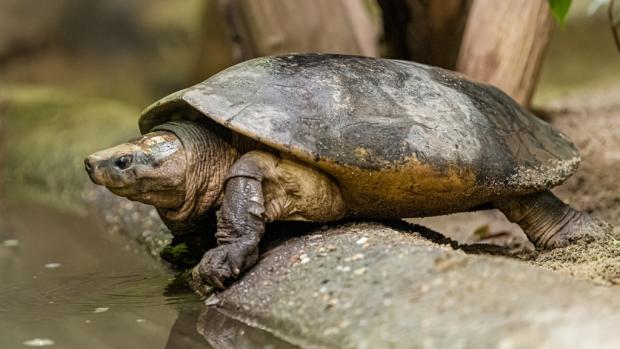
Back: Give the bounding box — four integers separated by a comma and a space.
160, 242, 201, 267
1, 84, 141, 212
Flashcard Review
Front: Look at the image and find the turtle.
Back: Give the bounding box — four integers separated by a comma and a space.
85, 53, 611, 289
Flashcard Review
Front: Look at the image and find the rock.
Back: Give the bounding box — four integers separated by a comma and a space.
84, 186, 171, 260
207, 222, 620, 349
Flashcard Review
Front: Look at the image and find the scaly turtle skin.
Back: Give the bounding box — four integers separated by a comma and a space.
86, 54, 611, 290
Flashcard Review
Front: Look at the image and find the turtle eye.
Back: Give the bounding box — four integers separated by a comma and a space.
114, 155, 133, 170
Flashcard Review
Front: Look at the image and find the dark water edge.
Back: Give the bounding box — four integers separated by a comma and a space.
0, 197, 297, 349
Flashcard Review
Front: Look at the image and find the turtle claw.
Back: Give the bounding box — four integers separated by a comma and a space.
193, 243, 259, 289
194, 245, 237, 289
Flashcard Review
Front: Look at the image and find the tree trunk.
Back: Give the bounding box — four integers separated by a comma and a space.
217, 0, 379, 61
0, 103, 5, 203
456, 0, 555, 106
378, 0, 471, 69
192, 0, 235, 80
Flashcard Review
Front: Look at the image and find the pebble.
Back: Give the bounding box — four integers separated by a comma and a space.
350, 253, 364, 261
353, 267, 367, 276
44, 263, 62, 269
300, 254, 311, 264
355, 237, 368, 245
93, 307, 109, 313
23, 338, 55, 347
323, 327, 340, 335
205, 294, 220, 306
327, 298, 339, 308
336, 265, 351, 272
3, 239, 19, 247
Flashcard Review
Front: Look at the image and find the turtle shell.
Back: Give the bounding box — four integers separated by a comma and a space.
139, 54, 579, 218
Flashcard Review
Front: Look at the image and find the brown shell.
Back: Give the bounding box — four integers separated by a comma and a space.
139, 54, 579, 218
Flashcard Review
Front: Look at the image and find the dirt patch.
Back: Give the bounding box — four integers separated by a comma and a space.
528, 92, 620, 285
550, 103, 620, 227
532, 232, 620, 285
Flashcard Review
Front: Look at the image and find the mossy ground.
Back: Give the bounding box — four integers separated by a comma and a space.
1, 85, 139, 212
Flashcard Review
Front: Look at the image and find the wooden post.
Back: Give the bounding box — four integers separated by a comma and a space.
378, 0, 471, 69
192, 0, 236, 80
456, 0, 555, 106
217, 0, 379, 61
0, 101, 5, 205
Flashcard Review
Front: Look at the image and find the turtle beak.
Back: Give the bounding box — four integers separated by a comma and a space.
84, 155, 103, 185
85, 143, 139, 187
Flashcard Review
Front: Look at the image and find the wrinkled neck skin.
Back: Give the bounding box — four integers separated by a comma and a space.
153, 121, 239, 231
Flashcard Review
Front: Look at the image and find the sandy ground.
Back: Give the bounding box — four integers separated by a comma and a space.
533, 92, 620, 284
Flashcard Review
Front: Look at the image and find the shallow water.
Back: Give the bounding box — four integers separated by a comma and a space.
0, 200, 297, 348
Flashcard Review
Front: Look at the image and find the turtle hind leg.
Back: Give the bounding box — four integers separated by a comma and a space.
493, 190, 612, 249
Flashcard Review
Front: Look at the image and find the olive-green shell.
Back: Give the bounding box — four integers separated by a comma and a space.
139, 54, 579, 217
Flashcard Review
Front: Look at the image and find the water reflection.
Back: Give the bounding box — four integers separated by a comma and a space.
165, 304, 300, 349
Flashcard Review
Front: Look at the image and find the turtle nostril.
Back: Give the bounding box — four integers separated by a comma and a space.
84, 158, 94, 174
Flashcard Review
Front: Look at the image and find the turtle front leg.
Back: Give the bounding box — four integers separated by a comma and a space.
193, 173, 265, 289
494, 190, 611, 249
193, 150, 347, 289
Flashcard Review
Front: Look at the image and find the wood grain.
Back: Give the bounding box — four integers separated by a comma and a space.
218, 0, 378, 60
378, 0, 470, 69
456, 0, 555, 106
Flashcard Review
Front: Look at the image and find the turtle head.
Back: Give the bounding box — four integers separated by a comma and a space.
85, 131, 187, 208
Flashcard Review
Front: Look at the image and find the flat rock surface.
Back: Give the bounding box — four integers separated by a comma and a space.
209, 222, 620, 349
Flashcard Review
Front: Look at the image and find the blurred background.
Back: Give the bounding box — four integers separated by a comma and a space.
0, 0, 618, 107
1, 0, 619, 210
0, 0, 619, 348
